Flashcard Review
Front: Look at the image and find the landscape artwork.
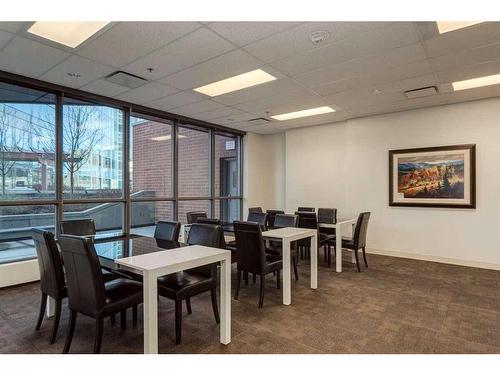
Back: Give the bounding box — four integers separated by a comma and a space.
389, 145, 476, 208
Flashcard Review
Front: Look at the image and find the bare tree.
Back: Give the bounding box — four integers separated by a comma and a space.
35, 105, 102, 197
0, 105, 23, 196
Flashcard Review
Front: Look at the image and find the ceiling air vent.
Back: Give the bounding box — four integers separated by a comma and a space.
404, 86, 438, 99
246, 117, 271, 126
105, 71, 148, 89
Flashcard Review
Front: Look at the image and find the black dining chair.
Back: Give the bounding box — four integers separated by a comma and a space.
265, 214, 300, 281
32, 228, 66, 344
318, 208, 337, 264
58, 235, 143, 354
59, 219, 96, 236
233, 221, 282, 308
186, 211, 207, 224
247, 212, 267, 230
265, 209, 285, 229
157, 223, 223, 344
295, 211, 334, 260
197, 218, 222, 225
154, 220, 181, 241
297, 207, 315, 212
248, 207, 263, 213
333, 212, 371, 272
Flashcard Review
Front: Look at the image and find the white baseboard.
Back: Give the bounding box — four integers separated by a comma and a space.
0, 259, 40, 288
366, 247, 500, 271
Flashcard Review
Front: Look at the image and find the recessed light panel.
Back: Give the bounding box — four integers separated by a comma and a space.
452, 73, 500, 91
271, 106, 336, 121
436, 21, 482, 34
193, 69, 277, 97
27, 22, 110, 48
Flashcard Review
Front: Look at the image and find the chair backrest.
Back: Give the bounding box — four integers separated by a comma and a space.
233, 221, 266, 274
295, 211, 318, 229
186, 211, 207, 224
154, 220, 181, 241
247, 212, 267, 230
273, 214, 298, 228
187, 223, 224, 277
58, 235, 106, 317
248, 207, 263, 213
318, 208, 337, 224
353, 212, 371, 248
197, 218, 222, 226
59, 219, 96, 236
297, 207, 315, 212
265, 209, 285, 228
32, 228, 65, 298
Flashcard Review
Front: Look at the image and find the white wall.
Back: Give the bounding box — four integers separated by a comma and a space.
265, 98, 500, 269
243, 132, 285, 213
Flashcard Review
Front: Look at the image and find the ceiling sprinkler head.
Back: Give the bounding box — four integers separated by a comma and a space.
309, 30, 330, 45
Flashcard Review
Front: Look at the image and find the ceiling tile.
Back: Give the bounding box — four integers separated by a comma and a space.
0, 22, 28, 33
0, 29, 13, 50
123, 28, 235, 80
211, 112, 258, 125
80, 79, 130, 97
423, 22, 500, 58
207, 21, 300, 46
428, 42, 500, 72
435, 59, 500, 84
194, 106, 246, 121
0, 36, 69, 77
159, 49, 263, 90
234, 89, 325, 114
269, 23, 421, 76
77, 22, 201, 68
146, 90, 206, 111
114, 82, 179, 104
244, 22, 392, 64
172, 99, 225, 116
39, 55, 114, 88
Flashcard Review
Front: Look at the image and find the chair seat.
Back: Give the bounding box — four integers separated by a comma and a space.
327, 236, 357, 248
102, 278, 143, 317
158, 271, 214, 300
319, 233, 335, 245
102, 269, 120, 283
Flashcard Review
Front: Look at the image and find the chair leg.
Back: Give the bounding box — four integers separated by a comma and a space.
186, 298, 192, 315
293, 255, 299, 281
63, 310, 77, 354
253, 273, 257, 284
93, 318, 104, 354
175, 300, 182, 345
110, 314, 116, 325
235, 270, 242, 300
120, 310, 126, 329
258, 274, 265, 308
276, 270, 280, 289
354, 250, 361, 272
362, 246, 368, 268
50, 298, 62, 344
244, 271, 249, 286
211, 289, 220, 324
327, 244, 331, 268
323, 246, 327, 263
132, 305, 138, 326
35, 293, 47, 331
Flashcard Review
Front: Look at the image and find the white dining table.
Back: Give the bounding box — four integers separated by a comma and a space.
115, 244, 232, 354
261, 227, 318, 305
318, 218, 356, 272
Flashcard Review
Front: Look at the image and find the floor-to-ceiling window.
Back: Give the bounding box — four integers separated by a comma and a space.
0, 78, 243, 265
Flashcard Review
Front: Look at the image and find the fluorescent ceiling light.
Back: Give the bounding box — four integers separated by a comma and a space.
271, 106, 336, 121
452, 73, 500, 91
193, 69, 277, 97
27, 22, 110, 48
150, 135, 185, 141
436, 21, 482, 34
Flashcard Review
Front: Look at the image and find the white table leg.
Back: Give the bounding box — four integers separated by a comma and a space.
282, 238, 291, 305
310, 233, 318, 289
143, 271, 158, 354
219, 256, 231, 345
47, 296, 56, 318
336, 225, 342, 273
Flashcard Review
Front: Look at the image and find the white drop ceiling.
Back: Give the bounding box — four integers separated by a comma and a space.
1, 21, 500, 134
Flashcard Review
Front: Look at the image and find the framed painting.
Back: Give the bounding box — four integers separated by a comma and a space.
389, 144, 476, 208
